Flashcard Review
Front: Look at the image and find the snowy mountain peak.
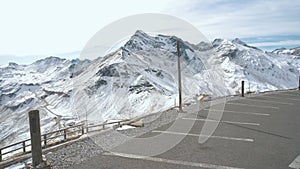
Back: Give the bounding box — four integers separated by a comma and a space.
272, 46, 300, 56
231, 38, 247, 46
212, 38, 226, 47
133, 30, 149, 38
33, 56, 66, 65
124, 30, 177, 51
212, 38, 261, 52
0, 62, 20, 69
195, 41, 213, 51
124, 30, 196, 58
8, 62, 19, 68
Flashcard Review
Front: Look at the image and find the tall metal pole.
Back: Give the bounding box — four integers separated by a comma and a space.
177, 40, 183, 111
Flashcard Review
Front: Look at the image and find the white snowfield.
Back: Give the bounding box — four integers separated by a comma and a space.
0, 30, 299, 148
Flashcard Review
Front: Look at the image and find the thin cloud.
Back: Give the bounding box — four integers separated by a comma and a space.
0, 0, 299, 64
164, 0, 300, 39
249, 40, 300, 47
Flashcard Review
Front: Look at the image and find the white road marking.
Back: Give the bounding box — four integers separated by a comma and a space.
182, 117, 260, 126
104, 152, 245, 169
260, 95, 299, 101
275, 93, 299, 97
226, 102, 279, 109
289, 155, 300, 169
152, 130, 254, 142
243, 98, 294, 105
203, 109, 270, 116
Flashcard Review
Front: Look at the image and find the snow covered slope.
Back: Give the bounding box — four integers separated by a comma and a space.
0, 31, 299, 147
0, 57, 91, 147
211, 38, 300, 94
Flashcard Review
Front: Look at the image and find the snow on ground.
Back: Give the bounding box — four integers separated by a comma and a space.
116, 125, 136, 131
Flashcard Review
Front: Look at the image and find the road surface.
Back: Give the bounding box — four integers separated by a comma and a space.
72, 90, 300, 169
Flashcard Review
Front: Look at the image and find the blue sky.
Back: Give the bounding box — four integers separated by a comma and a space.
0, 0, 300, 65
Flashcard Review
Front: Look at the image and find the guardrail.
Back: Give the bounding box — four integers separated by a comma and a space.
0, 119, 130, 162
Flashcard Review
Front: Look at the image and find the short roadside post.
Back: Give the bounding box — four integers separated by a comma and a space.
29, 110, 43, 167
298, 76, 300, 90
241, 81, 245, 97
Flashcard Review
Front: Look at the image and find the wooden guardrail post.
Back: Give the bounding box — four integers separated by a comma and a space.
0, 149, 2, 161
43, 135, 47, 148
64, 129, 67, 140
241, 80, 245, 97
81, 125, 84, 135
22, 141, 26, 153
29, 110, 43, 167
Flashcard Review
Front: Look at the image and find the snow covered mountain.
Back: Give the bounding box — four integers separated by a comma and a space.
0, 57, 91, 147
0, 30, 299, 147
272, 46, 300, 56
212, 38, 300, 92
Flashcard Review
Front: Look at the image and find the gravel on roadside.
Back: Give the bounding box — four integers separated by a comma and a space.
45, 107, 182, 169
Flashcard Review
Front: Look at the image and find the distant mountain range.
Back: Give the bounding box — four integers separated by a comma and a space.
272, 46, 300, 56
0, 30, 299, 147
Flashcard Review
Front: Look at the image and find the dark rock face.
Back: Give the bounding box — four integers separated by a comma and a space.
43, 89, 71, 97
96, 64, 120, 77
129, 81, 154, 94
145, 68, 164, 78
95, 79, 108, 87
196, 41, 213, 51
227, 48, 239, 59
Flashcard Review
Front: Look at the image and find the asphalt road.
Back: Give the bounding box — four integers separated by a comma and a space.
72, 90, 300, 169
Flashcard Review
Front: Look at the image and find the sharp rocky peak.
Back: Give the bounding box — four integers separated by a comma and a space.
33, 56, 66, 64
231, 38, 247, 45
8, 62, 19, 67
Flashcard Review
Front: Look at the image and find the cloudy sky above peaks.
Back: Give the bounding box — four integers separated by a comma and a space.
0, 0, 299, 64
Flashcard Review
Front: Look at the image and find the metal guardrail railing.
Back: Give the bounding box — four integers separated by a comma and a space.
0, 119, 130, 162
